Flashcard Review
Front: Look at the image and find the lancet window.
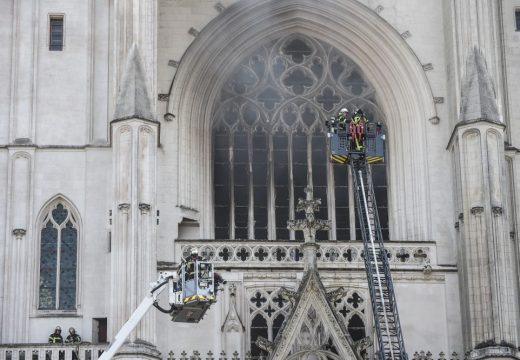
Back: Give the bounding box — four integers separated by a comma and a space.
38, 201, 79, 310
213, 33, 388, 240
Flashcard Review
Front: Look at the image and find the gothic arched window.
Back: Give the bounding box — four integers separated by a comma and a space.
38, 201, 79, 310
213, 34, 388, 240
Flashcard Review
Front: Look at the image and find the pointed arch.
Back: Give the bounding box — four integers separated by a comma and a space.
34, 194, 81, 311
167, 0, 436, 240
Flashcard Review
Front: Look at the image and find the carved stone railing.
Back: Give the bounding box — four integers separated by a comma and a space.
164, 350, 468, 360
166, 350, 242, 360
0, 344, 106, 360
174, 240, 436, 270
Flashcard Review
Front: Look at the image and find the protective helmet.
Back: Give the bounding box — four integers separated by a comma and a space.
69, 327, 75, 333
190, 247, 198, 255
55, 326, 61, 331
340, 107, 348, 114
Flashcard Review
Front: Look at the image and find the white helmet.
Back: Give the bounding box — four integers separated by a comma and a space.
340, 108, 348, 114
190, 247, 198, 255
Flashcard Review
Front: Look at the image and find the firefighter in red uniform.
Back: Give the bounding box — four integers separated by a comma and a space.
349, 109, 368, 151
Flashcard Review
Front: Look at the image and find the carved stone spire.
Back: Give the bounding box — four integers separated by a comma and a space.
113, 44, 155, 122
287, 186, 331, 270
460, 47, 500, 123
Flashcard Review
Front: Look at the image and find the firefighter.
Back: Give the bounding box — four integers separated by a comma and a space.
337, 107, 349, 131
181, 248, 201, 296
65, 327, 81, 360
48, 326, 63, 344
349, 109, 368, 151
183, 248, 202, 280
65, 327, 81, 343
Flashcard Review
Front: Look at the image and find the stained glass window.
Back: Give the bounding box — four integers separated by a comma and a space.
213, 34, 388, 240
38, 202, 78, 310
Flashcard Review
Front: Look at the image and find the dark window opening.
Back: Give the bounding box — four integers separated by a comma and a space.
250, 314, 269, 357
516, 9, 520, 31
347, 314, 366, 341
49, 17, 64, 51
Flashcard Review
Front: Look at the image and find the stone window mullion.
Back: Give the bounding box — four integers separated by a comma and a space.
229, 133, 235, 240
348, 164, 356, 240
288, 133, 295, 240
307, 132, 313, 189
55, 223, 62, 310
267, 133, 276, 240
248, 132, 255, 240
327, 158, 336, 240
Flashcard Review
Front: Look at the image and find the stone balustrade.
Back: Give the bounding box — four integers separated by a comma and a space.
163, 350, 468, 360
0, 347, 475, 360
174, 240, 436, 270
0, 344, 106, 360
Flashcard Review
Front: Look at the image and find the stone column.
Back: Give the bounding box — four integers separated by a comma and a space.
1, 149, 34, 342
110, 45, 160, 359
8, 0, 37, 143
450, 49, 519, 358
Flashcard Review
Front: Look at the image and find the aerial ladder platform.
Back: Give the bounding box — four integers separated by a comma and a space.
328, 109, 408, 360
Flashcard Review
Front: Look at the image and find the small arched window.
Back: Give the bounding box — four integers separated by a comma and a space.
38, 201, 79, 310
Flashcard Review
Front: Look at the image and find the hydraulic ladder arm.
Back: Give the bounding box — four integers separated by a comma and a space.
351, 160, 408, 360
98, 272, 178, 360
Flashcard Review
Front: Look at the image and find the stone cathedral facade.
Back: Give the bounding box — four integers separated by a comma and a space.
1, 0, 520, 359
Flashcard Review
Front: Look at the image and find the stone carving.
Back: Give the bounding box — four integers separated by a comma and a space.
221, 284, 245, 332
326, 287, 348, 303
139, 203, 151, 212
12, 228, 26, 240
492, 206, 503, 215
287, 187, 331, 244
470, 206, 484, 215
375, 5, 384, 13
434, 97, 444, 104
168, 59, 179, 68
164, 113, 175, 122
428, 116, 440, 125
158, 94, 169, 102
422, 63, 434, 71
279, 287, 298, 306
353, 336, 372, 355
255, 336, 274, 353
214, 2, 225, 12
118, 203, 131, 212
401, 30, 412, 39
422, 259, 432, 275
188, 27, 199, 37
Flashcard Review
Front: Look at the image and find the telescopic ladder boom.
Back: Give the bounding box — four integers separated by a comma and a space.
351, 160, 408, 360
